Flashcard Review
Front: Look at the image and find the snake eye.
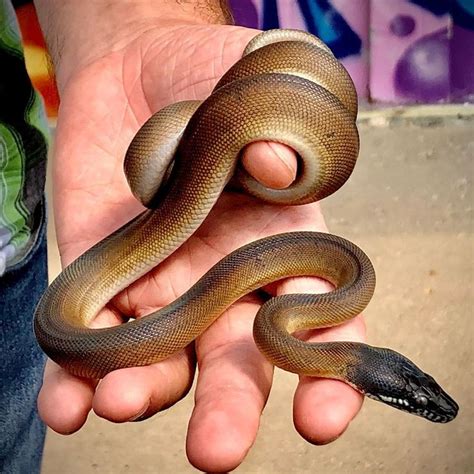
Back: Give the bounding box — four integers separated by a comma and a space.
417, 395, 428, 406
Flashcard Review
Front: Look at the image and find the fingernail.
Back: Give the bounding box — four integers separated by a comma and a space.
268, 142, 297, 178
127, 403, 149, 422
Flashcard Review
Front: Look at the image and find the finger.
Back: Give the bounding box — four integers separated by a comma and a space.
39, 301, 195, 429
36, 305, 127, 433
38, 360, 96, 434
273, 276, 367, 444
186, 297, 273, 473
92, 346, 196, 423
242, 141, 297, 189
293, 315, 366, 444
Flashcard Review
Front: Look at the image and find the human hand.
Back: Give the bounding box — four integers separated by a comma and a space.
37, 23, 366, 472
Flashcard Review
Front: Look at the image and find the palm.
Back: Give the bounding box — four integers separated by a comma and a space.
54, 24, 326, 314
42, 25, 366, 472
54, 26, 256, 261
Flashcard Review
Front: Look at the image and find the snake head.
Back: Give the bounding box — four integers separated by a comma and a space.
355, 347, 459, 423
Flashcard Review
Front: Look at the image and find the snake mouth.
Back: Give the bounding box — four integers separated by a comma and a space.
366, 392, 459, 423
422, 411, 454, 423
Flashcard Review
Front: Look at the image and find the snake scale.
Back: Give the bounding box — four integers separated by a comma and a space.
34, 29, 458, 422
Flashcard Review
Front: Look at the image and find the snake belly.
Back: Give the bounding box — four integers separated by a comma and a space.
34, 29, 458, 423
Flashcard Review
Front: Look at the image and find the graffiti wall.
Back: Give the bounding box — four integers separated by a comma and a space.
14, 1, 474, 119
230, 0, 474, 103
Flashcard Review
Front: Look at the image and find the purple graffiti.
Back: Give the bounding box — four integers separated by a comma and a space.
390, 15, 416, 37
451, 24, 474, 100
394, 29, 449, 102
229, 0, 259, 28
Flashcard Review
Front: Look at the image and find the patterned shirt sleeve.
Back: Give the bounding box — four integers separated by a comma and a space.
0, 0, 49, 275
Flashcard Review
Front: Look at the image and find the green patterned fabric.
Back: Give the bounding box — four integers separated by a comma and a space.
0, 0, 49, 275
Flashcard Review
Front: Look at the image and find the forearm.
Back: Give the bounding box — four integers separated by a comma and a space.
34, 0, 232, 90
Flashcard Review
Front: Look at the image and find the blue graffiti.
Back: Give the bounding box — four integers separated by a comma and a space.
457, 0, 474, 16
452, 0, 474, 29
261, 0, 362, 59
297, 0, 361, 58
262, 0, 280, 30
409, 0, 474, 29
409, 0, 450, 16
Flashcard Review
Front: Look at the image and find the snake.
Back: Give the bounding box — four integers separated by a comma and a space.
34, 29, 458, 423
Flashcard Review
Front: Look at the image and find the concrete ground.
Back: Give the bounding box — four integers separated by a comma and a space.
41, 107, 473, 473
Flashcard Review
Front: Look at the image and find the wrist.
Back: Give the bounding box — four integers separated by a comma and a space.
34, 0, 232, 92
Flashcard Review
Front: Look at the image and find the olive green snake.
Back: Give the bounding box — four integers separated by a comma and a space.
34, 29, 458, 423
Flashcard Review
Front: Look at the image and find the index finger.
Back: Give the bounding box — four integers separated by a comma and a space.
241, 141, 297, 189
274, 276, 366, 445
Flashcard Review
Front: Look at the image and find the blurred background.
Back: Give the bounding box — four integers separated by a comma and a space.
12, 0, 473, 472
